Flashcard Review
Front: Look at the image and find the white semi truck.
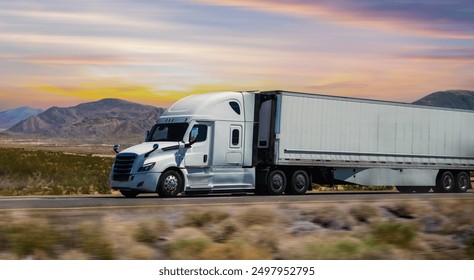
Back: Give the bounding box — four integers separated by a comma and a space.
110, 90, 474, 197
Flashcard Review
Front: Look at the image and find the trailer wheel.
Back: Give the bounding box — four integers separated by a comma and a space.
157, 170, 182, 197
267, 170, 286, 195
287, 170, 309, 195
454, 171, 470, 193
434, 171, 454, 193
120, 190, 139, 198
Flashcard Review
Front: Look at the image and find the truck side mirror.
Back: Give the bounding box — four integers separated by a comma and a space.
144, 143, 159, 158
184, 139, 195, 148
113, 144, 121, 154
145, 130, 150, 141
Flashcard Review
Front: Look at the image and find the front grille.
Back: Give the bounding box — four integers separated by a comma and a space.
113, 153, 137, 181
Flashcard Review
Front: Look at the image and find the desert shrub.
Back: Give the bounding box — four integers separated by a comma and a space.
240, 225, 280, 253
181, 211, 229, 228
350, 204, 379, 223
371, 222, 417, 248
201, 240, 272, 260
237, 207, 277, 227
2, 222, 62, 258
165, 238, 213, 259
304, 239, 360, 259
302, 238, 388, 259
465, 235, 474, 259
133, 219, 169, 244
343, 185, 394, 191
208, 219, 240, 242
75, 224, 114, 259
308, 206, 354, 231
437, 201, 474, 233
134, 224, 157, 244
384, 202, 422, 219
0, 148, 113, 195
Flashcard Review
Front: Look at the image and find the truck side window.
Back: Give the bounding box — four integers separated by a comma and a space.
189, 125, 207, 143
229, 101, 241, 115
232, 129, 239, 145
230, 125, 242, 148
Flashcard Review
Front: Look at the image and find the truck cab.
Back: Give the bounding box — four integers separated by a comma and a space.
110, 91, 256, 197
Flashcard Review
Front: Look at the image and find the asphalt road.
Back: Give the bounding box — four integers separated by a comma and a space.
0, 190, 473, 210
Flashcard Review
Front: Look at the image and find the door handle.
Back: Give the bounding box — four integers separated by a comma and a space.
203, 155, 208, 163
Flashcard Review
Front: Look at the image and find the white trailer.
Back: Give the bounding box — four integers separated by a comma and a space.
110, 90, 474, 197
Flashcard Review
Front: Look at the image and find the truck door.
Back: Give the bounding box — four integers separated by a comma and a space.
184, 122, 213, 190
226, 125, 243, 165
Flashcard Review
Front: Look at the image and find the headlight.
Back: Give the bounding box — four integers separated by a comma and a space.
138, 162, 155, 172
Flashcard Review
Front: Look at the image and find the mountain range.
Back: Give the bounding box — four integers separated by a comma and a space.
8, 98, 164, 141
0, 107, 43, 130
2, 89, 474, 141
413, 90, 474, 110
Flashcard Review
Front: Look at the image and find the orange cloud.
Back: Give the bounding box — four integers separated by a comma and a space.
31, 82, 253, 108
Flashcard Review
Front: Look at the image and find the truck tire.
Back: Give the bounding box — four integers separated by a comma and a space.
120, 190, 139, 198
414, 186, 432, 193
157, 170, 182, 197
434, 171, 454, 193
287, 170, 309, 195
454, 171, 470, 193
396, 186, 414, 193
267, 170, 286, 195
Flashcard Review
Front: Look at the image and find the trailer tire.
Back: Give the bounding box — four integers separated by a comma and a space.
287, 170, 309, 195
120, 190, 139, 198
454, 171, 469, 193
157, 170, 182, 197
434, 171, 454, 193
267, 170, 286, 195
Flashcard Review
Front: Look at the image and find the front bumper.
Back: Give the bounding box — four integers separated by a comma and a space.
110, 172, 161, 193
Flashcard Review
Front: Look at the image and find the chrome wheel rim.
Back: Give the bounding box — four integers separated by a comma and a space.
459, 176, 468, 191
443, 175, 453, 190
164, 175, 178, 193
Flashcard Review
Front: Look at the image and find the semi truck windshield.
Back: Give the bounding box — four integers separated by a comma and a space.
147, 123, 189, 142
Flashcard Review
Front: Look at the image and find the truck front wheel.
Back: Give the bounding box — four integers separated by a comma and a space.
120, 190, 139, 198
267, 170, 286, 195
157, 170, 182, 197
395, 186, 414, 193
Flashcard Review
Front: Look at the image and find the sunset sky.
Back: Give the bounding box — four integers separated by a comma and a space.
0, 0, 473, 110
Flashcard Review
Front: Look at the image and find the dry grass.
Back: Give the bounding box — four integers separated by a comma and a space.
0, 147, 113, 195
350, 204, 379, 224
0, 198, 473, 260
236, 206, 278, 227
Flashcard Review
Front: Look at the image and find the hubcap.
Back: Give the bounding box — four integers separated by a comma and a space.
164, 175, 178, 193
295, 174, 306, 190
271, 174, 283, 190
459, 176, 468, 190
443, 175, 453, 190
